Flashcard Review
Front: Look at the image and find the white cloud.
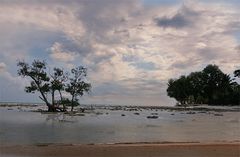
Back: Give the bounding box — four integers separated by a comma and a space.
0, 62, 6, 72
0, 63, 28, 90
0, 0, 239, 105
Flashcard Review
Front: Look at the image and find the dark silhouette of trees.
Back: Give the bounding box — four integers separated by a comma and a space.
234, 69, 240, 78
167, 76, 191, 105
17, 60, 53, 111
167, 64, 240, 106
232, 69, 240, 104
17, 60, 91, 112
50, 68, 68, 111
65, 66, 91, 111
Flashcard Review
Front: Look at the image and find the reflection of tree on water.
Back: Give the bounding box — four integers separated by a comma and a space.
45, 113, 77, 124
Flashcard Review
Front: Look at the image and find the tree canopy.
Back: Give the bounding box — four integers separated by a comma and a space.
234, 69, 240, 78
167, 65, 240, 106
65, 66, 91, 111
17, 60, 91, 112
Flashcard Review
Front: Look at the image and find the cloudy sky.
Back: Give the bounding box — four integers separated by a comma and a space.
0, 0, 239, 106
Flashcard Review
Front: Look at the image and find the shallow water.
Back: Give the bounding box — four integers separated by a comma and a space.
0, 106, 239, 145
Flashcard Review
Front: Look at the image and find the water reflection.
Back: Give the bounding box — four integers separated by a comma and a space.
0, 107, 239, 145
45, 113, 77, 124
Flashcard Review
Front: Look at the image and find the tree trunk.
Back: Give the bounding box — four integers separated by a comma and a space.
39, 89, 56, 112
59, 90, 63, 101
48, 105, 56, 112
39, 91, 53, 110
71, 96, 74, 112
59, 90, 66, 111
52, 90, 55, 108
30, 76, 56, 112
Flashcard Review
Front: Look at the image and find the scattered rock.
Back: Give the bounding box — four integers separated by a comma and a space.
214, 113, 223, 116
95, 112, 103, 115
68, 113, 85, 116
134, 112, 140, 115
186, 112, 196, 114
37, 109, 43, 112
121, 114, 125, 116
59, 120, 75, 123
147, 115, 158, 119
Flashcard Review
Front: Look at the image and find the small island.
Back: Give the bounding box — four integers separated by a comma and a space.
167, 64, 240, 106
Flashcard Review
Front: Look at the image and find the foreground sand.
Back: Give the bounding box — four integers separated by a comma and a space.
1, 143, 240, 157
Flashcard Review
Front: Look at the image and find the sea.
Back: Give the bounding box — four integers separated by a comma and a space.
0, 104, 239, 145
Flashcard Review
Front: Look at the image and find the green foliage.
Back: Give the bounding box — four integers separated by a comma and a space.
50, 68, 68, 92
234, 69, 240, 78
57, 98, 79, 107
167, 76, 191, 105
17, 60, 91, 112
65, 66, 91, 111
17, 60, 50, 94
167, 64, 240, 106
17, 60, 51, 107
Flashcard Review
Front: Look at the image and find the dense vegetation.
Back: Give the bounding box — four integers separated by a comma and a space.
167, 65, 240, 106
17, 60, 91, 112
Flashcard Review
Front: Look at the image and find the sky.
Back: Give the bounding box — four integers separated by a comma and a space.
0, 0, 239, 106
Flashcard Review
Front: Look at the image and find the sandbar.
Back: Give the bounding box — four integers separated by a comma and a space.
1, 142, 239, 157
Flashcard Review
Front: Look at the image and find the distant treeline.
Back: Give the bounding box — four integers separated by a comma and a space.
167, 65, 240, 106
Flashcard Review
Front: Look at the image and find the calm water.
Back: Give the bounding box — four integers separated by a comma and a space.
0, 105, 239, 145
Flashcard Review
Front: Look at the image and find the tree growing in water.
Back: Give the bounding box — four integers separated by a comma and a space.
50, 68, 68, 111
167, 64, 240, 106
17, 60, 91, 112
17, 60, 53, 111
65, 66, 91, 111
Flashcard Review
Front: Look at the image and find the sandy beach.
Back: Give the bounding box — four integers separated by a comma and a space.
1, 142, 240, 157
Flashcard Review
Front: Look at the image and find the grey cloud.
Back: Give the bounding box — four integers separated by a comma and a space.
130, 62, 157, 71
55, 40, 92, 57
120, 78, 167, 96
197, 48, 220, 60
155, 5, 199, 28
86, 53, 116, 74
171, 61, 191, 69
93, 77, 166, 100
73, 0, 138, 43
122, 54, 158, 71
227, 21, 240, 33
155, 13, 189, 28
122, 54, 139, 62
93, 82, 126, 96
170, 58, 201, 70
236, 45, 240, 53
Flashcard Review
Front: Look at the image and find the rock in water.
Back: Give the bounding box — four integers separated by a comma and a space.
147, 115, 158, 119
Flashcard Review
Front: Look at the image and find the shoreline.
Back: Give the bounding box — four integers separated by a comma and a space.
0, 103, 239, 113
1, 142, 240, 157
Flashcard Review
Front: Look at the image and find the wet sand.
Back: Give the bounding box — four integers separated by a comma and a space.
1, 143, 240, 157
